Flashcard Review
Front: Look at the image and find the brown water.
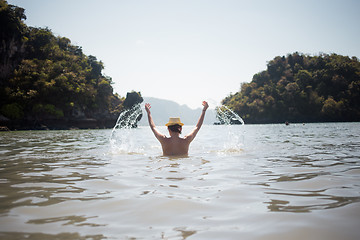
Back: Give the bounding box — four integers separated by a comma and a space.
0, 123, 360, 239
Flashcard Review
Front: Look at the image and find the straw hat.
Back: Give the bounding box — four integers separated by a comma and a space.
165, 117, 184, 126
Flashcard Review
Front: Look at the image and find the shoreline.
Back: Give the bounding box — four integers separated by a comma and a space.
2, 120, 360, 131
0, 118, 118, 131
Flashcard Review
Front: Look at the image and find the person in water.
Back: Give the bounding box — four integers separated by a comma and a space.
145, 101, 209, 156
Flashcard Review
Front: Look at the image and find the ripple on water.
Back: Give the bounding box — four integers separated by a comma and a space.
0, 124, 360, 239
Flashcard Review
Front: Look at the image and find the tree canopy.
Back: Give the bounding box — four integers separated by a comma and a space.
222, 52, 360, 123
0, 0, 132, 129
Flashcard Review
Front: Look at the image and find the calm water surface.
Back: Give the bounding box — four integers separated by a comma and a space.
0, 123, 360, 239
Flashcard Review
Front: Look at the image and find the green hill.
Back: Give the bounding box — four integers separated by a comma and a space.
0, 0, 138, 130
222, 52, 360, 123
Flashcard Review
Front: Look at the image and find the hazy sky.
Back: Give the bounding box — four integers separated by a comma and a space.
8, 0, 360, 108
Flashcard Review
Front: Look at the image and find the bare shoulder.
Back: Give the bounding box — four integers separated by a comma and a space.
184, 128, 199, 142
155, 133, 168, 143
182, 135, 194, 144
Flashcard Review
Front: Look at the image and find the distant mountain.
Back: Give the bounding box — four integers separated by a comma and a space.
138, 97, 216, 126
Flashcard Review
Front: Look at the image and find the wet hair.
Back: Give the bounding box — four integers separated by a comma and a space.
168, 124, 182, 134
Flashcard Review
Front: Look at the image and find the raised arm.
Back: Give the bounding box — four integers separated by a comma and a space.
185, 101, 209, 142
145, 103, 166, 141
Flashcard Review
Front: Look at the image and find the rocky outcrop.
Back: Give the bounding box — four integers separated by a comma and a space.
123, 91, 143, 109
0, 2, 27, 83
0, 37, 25, 81
116, 91, 143, 128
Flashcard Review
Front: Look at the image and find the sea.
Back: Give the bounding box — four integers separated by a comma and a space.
0, 122, 360, 239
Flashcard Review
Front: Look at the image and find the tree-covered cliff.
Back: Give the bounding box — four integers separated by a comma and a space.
0, 0, 141, 129
222, 52, 360, 123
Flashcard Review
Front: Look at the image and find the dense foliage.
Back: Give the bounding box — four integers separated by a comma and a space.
0, 0, 124, 125
222, 52, 360, 123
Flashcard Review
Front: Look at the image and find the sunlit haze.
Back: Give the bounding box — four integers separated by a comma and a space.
8, 0, 360, 109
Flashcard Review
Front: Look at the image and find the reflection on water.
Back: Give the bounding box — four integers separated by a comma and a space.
0, 232, 105, 240
0, 123, 360, 239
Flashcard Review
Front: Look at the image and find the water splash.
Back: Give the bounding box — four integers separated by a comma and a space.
213, 104, 245, 154
112, 103, 143, 129
109, 103, 143, 154
215, 105, 245, 125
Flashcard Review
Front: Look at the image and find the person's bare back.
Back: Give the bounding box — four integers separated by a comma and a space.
161, 137, 190, 156
145, 101, 209, 156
